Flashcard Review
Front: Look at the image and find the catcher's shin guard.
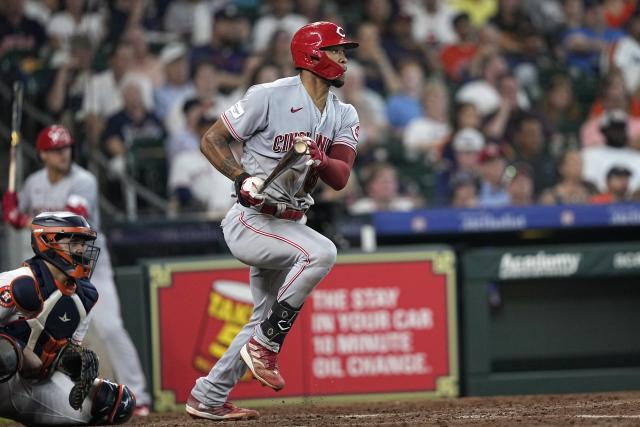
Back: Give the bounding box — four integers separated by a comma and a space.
90, 379, 136, 425
0, 334, 22, 382
259, 300, 300, 346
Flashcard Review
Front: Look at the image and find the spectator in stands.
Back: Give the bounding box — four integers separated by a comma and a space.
102, 76, 167, 180
449, 170, 480, 208
385, 59, 425, 130
296, 0, 324, 22
541, 74, 584, 159
582, 109, 640, 191
539, 149, 598, 205
336, 61, 388, 161
251, 0, 307, 53
505, 161, 534, 206
168, 116, 237, 217
362, 0, 393, 35
381, 11, 434, 72
166, 97, 203, 160
491, 0, 535, 53
484, 73, 528, 141
448, 0, 497, 28
403, 78, 451, 163
508, 113, 556, 196
165, 60, 231, 137
456, 51, 528, 117
477, 143, 510, 207
590, 165, 634, 203
439, 12, 479, 83
46, 35, 94, 126
403, 0, 457, 45
561, 0, 624, 76
123, 25, 163, 88
0, 0, 46, 73
154, 42, 193, 122
46, 0, 104, 52
163, 0, 202, 43
434, 127, 485, 206
350, 162, 423, 214
191, 4, 250, 94
103, 0, 150, 44
252, 28, 296, 80
611, 13, 640, 96
82, 41, 153, 148
352, 22, 401, 96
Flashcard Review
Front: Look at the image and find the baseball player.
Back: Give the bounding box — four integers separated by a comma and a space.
186, 21, 360, 421
1, 125, 151, 414
0, 211, 135, 425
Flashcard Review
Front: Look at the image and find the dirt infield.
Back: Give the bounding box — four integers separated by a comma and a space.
119, 391, 640, 426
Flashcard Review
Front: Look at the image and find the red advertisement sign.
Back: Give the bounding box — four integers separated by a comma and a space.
150, 251, 458, 409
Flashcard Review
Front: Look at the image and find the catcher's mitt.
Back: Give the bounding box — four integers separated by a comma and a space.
56, 343, 99, 410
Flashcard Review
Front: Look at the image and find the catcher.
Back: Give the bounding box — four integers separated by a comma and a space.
0, 211, 135, 425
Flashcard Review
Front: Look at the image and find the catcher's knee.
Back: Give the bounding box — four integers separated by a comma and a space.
90, 379, 136, 425
0, 334, 22, 383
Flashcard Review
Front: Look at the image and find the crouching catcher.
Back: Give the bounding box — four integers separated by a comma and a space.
0, 211, 135, 425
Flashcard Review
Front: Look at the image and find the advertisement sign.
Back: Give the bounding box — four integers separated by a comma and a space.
149, 250, 458, 410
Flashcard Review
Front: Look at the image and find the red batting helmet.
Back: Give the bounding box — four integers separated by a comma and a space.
291, 21, 358, 81
36, 125, 74, 151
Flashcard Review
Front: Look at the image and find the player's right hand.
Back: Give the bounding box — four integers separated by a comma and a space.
234, 173, 266, 207
2, 191, 29, 229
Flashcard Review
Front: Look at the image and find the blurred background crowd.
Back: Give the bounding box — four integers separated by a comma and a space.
1, 0, 640, 222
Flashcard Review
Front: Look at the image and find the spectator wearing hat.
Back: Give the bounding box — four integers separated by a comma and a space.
154, 42, 193, 121
590, 165, 634, 203
477, 143, 510, 207
433, 127, 485, 206
581, 102, 640, 149
191, 4, 251, 94
539, 149, 598, 205
582, 108, 640, 191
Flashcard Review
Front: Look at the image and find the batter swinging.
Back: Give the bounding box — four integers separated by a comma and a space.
186, 21, 360, 421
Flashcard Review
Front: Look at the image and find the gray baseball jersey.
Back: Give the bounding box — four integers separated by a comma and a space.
17, 163, 150, 406
192, 76, 359, 407
221, 75, 360, 209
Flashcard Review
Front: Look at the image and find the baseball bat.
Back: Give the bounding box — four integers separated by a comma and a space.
8, 81, 24, 193
259, 138, 308, 193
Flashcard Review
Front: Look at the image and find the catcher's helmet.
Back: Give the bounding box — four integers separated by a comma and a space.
36, 125, 74, 151
31, 212, 100, 280
291, 21, 358, 81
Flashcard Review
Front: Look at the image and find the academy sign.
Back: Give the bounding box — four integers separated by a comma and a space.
498, 251, 582, 279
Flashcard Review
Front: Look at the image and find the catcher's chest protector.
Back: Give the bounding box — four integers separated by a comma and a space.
0, 258, 97, 371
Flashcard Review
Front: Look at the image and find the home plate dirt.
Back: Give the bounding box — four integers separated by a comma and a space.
120, 391, 640, 426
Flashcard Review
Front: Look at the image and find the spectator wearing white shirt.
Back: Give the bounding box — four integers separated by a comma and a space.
403, 0, 457, 45
612, 13, 640, 94
154, 42, 194, 121
46, 0, 105, 51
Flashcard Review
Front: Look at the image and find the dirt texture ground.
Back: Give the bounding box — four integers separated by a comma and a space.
116, 391, 640, 426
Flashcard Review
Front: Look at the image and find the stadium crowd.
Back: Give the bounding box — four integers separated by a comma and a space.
2, 0, 640, 219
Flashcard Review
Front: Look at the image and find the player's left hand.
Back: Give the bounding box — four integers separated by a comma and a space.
234, 173, 266, 207
305, 140, 329, 169
56, 343, 99, 410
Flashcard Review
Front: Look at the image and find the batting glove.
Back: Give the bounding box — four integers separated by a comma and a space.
234, 173, 266, 207
305, 140, 329, 170
2, 191, 29, 229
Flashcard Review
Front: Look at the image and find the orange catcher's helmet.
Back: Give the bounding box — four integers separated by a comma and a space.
36, 125, 74, 151
31, 212, 100, 280
290, 21, 358, 81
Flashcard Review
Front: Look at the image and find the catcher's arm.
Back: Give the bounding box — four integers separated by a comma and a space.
56, 342, 99, 410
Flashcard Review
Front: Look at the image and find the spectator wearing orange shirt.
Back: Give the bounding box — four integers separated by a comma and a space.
590, 165, 633, 203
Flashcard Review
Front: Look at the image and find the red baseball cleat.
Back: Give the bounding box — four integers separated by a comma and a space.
240, 337, 285, 391
185, 394, 259, 421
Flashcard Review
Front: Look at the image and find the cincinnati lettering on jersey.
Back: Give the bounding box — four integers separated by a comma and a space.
272, 132, 333, 153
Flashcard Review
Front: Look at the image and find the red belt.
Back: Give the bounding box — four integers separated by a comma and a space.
259, 203, 305, 221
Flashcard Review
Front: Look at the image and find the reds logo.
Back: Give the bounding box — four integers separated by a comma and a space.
351, 124, 360, 141
0, 287, 14, 308
336, 26, 346, 38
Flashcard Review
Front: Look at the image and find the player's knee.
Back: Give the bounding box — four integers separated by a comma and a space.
90, 379, 136, 425
0, 334, 22, 383
313, 242, 337, 268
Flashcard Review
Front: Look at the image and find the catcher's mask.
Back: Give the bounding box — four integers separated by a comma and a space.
31, 212, 100, 280
290, 21, 359, 81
